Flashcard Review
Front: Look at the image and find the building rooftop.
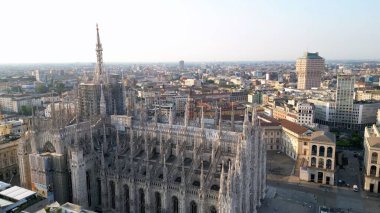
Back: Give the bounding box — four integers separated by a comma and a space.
0, 186, 36, 201
258, 114, 281, 126
367, 137, 380, 148
280, 119, 309, 135
0, 198, 14, 208
309, 131, 336, 144
300, 52, 323, 60
0, 182, 10, 191
60, 202, 96, 213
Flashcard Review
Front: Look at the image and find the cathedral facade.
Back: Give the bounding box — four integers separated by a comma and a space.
17, 25, 266, 213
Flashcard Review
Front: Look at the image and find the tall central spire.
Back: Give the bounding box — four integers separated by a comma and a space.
94, 23, 104, 84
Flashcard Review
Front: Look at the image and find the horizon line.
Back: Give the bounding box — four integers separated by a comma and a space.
1, 59, 380, 65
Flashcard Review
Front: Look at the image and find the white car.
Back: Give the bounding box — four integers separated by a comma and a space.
353, 185, 359, 192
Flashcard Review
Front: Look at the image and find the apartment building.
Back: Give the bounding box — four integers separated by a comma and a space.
296, 102, 315, 126
299, 131, 336, 185
259, 115, 282, 150
0, 137, 19, 182
364, 125, 380, 193
280, 119, 310, 159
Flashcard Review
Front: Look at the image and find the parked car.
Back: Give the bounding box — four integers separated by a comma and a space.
353, 185, 359, 192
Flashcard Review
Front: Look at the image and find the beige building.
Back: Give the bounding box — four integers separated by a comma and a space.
296, 52, 325, 90
0, 137, 19, 182
280, 120, 310, 160
299, 131, 336, 185
259, 115, 282, 150
364, 125, 380, 193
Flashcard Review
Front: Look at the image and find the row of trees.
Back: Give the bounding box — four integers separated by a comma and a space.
35, 82, 66, 94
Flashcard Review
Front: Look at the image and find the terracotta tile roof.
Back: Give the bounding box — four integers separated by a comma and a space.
367, 137, 380, 148
280, 119, 309, 135
258, 114, 281, 126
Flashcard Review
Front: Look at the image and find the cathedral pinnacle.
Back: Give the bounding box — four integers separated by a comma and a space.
200, 106, 205, 129
219, 161, 225, 195
231, 102, 235, 132
184, 95, 191, 127
94, 24, 105, 84
100, 84, 106, 117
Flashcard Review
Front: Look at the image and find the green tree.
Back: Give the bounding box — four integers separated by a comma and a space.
35, 84, 48, 93
20, 105, 32, 116
54, 82, 65, 94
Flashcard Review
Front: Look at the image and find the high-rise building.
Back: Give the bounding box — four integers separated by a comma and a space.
334, 75, 355, 128
296, 52, 325, 90
179, 60, 185, 70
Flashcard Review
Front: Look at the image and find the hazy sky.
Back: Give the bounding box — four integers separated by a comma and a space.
1, 0, 379, 63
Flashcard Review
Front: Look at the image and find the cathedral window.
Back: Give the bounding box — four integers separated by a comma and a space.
210, 206, 217, 213
175, 177, 181, 183
190, 201, 197, 213
97, 178, 101, 205
139, 188, 145, 213
124, 185, 130, 213
86, 171, 91, 206
110, 181, 115, 209
192, 181, 200, 187
155, 192, 161, 213
172, 196, 179, 213
211, 184, 220, 191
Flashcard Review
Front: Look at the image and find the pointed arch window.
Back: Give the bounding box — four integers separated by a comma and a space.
210, 206, 217, 213
124, 185, 130, 213
190, 201, 197, 213
139, 188, 145, 213
172, 196, 179, 213
155, 192, 161, 213
110, 181, 115, 209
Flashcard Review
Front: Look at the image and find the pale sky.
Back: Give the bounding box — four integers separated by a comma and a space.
1, 0, 379, 63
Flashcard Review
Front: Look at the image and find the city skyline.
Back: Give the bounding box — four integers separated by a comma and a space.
1, 0, 380, 63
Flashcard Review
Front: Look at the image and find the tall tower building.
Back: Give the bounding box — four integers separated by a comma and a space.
334, 74, 355, 129
179, 60, 185, 70
78, 24, 124, 121
296, 52, 325, 90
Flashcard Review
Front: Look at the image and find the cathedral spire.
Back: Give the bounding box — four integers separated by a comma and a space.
121, 72, 127, 114
153, 107, 158, 126
200, 161, 205, 191
218, 107, 222, 136
102, 123, 107, 153
242, 108, 251, 140
231, 102, 235, 131
163, 154, 168, 182
116, 129, 120, 153
129, 128, 134, 163
181, 156, 186, 187
251, 104, 259, 128
184, 95, 190, 127
100, 84, 106, 117
90, 125, 95, 152
219, 161, 225, 195
50, 91, 55, 129
200, 106, 205, 129
169, 107, 173, 126
94, 24, 104, 84
226, 162, 232, 193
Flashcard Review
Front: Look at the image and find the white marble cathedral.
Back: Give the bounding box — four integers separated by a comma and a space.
17, 25, 266, 213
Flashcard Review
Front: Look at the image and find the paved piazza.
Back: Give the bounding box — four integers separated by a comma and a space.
260, 150, 380, 213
